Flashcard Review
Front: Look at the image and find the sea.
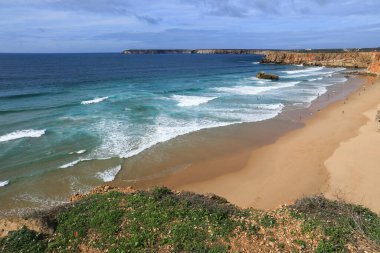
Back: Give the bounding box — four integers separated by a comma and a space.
0, 53, 348, 214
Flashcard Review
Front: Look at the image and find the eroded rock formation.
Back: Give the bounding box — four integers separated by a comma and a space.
261, 51, 380, 75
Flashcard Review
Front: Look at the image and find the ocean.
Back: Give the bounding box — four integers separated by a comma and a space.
0, 53, 348, 214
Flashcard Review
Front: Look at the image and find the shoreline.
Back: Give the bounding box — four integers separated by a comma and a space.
126, 75, 380, 212
0, 73, 375, 217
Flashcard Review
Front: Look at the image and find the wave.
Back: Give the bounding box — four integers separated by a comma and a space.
0, 129, 46, 143
0, 180, 9, 187
96, 165, 121, 182
172, 95, 217, 107
59, 159, 80, 169
81, 96, 109, 105
252, 62, 260, 65
0, 92, 54, 100
282, 67, 324, 74
213, 81, 300, 95
69, 150, 86, 155
308, 77, 323, 82
89, 101, 285, 160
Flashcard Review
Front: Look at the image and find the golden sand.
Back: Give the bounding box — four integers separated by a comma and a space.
169, 76, 380, 213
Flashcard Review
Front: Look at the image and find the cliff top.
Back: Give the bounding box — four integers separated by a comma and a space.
1, 186, 380, 252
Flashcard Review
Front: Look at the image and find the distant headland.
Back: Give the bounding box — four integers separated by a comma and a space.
122, 48, 380, 75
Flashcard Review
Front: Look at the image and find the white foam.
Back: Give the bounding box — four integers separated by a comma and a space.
0, 180, 9, 187
69, 150, 86, 155
59, 159, 80, 169
89, 101, 285, 160
252, 62, 260, 65
172, 95, 217, 107
0, 129, 46, 143
81, 96, 109, 105
308, 77, 323, 82
282, 67, 324, 74
96, 165, 121, 182
213, 81, 300, 95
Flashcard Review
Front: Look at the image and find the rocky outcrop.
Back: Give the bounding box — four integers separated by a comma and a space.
256, 72, 279, 80
69, 184, 135, 202
261, 51, 380, 75
261, 51, 373, 68
368, 53, 380, 74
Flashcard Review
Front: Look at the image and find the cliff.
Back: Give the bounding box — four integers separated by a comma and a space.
368, 52, 380, 74
122, 49, 380, 75
261, 51, 380, 75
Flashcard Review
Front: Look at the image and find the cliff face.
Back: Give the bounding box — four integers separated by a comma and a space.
368, 53, 380, 74
261, 51, 380, 75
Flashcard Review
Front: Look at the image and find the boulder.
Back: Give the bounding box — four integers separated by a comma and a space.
256, 72, 279, 80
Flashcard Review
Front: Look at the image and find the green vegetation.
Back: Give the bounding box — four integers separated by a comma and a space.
292, 195, 380, 253
1, 188, 380, 252
0, 226, 47, 253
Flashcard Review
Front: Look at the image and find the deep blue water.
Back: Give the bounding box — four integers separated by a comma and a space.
0, 53, 347, 188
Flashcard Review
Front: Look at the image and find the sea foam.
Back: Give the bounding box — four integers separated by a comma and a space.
69, 150, 86, 155
0, 180, 9, 187
96, 165, 121, 182
214, 81, 300, 95
81, 96, 109, 105
172, 95, 217, 107
0, 129, 46, 143
282, 66, 324, 74
59, 159, 80, 169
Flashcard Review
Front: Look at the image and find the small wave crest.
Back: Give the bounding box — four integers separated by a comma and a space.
81, 96, 109, 105
59, 159, 80, 169
69, 150, 86, 155
0, 180, 9, 187
172, 95, 217, 107
282, 67, 324, 74
0, 129, 46, 143
96, 165, 121, 182
213, 81, 300, 95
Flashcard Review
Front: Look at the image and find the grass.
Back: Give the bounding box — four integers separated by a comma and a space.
1, 189, 380, 252
0, 226, 47, 253
292, 195, 380, 252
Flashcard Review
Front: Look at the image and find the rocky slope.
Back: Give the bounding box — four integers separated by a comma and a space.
261, 51, 380, 74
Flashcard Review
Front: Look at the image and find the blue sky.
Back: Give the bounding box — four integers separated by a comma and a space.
0, 0, 379, 52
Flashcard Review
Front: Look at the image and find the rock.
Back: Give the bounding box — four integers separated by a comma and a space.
256, 72, 279, 80
261, 51, 380, 74
0, 217, 54, 238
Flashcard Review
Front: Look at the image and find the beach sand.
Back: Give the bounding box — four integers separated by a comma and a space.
145, 76, 380, 213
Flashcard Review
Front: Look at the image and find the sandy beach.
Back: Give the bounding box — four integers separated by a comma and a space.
145, 75, 380, 213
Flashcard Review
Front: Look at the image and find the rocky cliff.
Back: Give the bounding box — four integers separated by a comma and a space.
368, 52, 380, 74
261, 51, 380, 75
121, 49, 380, 75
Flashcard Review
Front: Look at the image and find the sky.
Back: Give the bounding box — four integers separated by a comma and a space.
0, 0, 379, 53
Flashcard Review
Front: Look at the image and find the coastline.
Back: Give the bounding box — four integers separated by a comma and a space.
125, 75, 380, 212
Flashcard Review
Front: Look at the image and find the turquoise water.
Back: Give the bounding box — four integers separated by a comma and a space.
0, 53, 347, 210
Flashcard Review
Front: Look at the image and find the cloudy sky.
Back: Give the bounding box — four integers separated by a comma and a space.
0, 0, 379, 53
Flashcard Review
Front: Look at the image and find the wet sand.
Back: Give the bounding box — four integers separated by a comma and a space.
128, 76, 380, 212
